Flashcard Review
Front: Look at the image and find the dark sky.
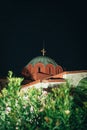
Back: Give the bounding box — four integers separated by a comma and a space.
0, 0, 87, 77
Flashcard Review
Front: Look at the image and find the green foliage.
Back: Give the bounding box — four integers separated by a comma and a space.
0, 71, 87, 130
70, 79, 87, 130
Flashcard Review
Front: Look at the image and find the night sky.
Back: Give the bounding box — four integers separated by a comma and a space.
0, 0, 87, 77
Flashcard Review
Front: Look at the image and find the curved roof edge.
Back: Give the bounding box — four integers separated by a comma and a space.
26, 56, 58, 67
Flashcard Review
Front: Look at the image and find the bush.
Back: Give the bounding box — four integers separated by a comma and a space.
0, 71, 87, 130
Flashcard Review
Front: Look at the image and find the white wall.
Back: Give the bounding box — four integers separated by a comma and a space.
21, 81, 65, 92
63, 72, 87, 87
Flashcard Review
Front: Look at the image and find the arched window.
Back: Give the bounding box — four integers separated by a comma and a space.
56, 69, 59, 74
49, 68, 51, 74
26, 70, 29, 74
38, 67, 41, 73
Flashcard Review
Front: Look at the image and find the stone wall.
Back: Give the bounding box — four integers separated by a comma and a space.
63, 71, 87, 87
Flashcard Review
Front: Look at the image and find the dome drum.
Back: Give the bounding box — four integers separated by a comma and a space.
22, 56, 63, 81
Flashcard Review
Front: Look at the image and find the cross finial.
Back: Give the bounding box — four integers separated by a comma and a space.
41, 48, 46, 56
41, 40, 46, 56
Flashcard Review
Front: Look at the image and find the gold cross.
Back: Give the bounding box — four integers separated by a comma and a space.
41, 48, 46, 56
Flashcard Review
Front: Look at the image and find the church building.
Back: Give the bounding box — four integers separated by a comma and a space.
21, 48, 87, 92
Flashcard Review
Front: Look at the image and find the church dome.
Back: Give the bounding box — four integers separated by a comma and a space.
26, 56, 58, 67
22, 48, 63, 81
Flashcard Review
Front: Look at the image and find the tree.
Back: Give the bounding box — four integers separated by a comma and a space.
0, 71, 87, 130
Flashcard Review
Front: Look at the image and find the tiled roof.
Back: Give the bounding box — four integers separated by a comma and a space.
26, 56, 58, 66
